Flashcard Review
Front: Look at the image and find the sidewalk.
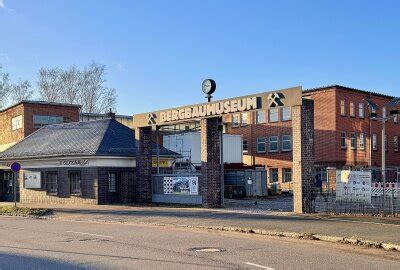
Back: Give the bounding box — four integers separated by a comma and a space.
7, 202, 400, 247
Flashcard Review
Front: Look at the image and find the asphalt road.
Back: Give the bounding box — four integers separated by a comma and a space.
0, 216, 398, 270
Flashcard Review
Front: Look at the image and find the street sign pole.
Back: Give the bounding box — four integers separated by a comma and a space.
10, 162, 21, 208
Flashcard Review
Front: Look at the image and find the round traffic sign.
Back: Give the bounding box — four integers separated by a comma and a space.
11, 162, 21, 172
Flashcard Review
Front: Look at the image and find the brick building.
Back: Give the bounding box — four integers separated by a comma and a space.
0, 119, 178, 204
224, 85, 400, 191
0, 101, 81, 152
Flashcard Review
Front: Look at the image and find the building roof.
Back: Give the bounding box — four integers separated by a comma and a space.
80, 112, 133, 119
303, 85, 395, 99
0, 100, 81, 113
0, 119, 179, 160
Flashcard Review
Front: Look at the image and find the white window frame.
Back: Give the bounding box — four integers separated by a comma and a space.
350, 101, 355, 117
269, 136, 279, 153
359, 103, 365, 118
281, 135, 292, 152
359, 133, 365, 150
372, 134, 378, 151
11, 115, 23, 131
242, 139, 248, 153
281, 107, 292, 121
256, 111, 265, 124
341, 132, 347, 149
350, 132, 357, 150
340, 100, 346, 116
257, 137, 266, 153
268, 108, 279, 123
240, 113, 248, 126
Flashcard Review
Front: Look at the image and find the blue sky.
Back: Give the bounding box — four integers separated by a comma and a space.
1, 0, 399, 115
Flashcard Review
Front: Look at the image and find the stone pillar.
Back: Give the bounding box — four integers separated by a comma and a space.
200, 117, 222, 208
292, 99, 315, 213
135, 126, 153, 203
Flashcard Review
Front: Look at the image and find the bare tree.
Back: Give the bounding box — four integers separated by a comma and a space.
0, 65, 11, 108
37, 62, 117, 113
37, 67, 62, 102
10, 80, 34, 104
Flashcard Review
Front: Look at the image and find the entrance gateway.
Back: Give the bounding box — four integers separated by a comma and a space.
133, 86, 314, 213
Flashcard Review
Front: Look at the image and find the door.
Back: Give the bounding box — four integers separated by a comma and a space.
107, 171, 121, 203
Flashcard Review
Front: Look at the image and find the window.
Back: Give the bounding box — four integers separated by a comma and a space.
372, 134, 378, 151
269, 168, 278, 183
242, 139, 248, 153
108, 172, 117, 193
282, 168, 292, 183
232, 114, 239, 127
268, 108, 279, 123
257, 137, 266, 153
394, 136, 399, 152
256, 111, 265, 124
359, 103, 365, 118
11, 115, 23, 131
341, 132, 347, 149
240, 113, 248, 126
269, 136, 279, 152
33, 115, 64, 128
69, 171, 81, 195
359, 133, 365, 150
282, 135, 292, 151
350, 133, 356, 149
350, 102, 355, 117
340, 100, 346, 116
281, 107, 292, 121
385, 135, 388, 151
382, 107, 387, 118
46, 172, 58, 195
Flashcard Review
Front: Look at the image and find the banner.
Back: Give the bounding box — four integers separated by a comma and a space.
163, 176, 199, 195
336, 170, 371, 203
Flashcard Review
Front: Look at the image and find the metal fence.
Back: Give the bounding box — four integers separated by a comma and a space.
314, 168, 400, 216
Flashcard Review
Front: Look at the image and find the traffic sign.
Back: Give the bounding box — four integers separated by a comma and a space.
11, 162, 21, 172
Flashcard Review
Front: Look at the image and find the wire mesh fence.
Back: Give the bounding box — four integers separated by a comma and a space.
314, 167, 400, 216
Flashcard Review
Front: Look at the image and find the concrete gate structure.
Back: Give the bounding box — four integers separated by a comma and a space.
133, 86, 314, 213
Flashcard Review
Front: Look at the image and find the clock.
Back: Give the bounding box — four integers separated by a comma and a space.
202, 79, 216, 95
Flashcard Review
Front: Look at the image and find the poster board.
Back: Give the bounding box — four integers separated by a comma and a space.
163, 176, 199, 195
336, 170, 371, 203
24, 171, 42, 189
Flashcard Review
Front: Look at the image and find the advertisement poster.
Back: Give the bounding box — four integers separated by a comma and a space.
336, 170, 371, 203
163, 176, 199, 195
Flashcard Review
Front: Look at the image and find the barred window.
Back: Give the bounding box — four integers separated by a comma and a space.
108, 172, 117, 193
46, 172, 57, 195
69, 171, 81, 195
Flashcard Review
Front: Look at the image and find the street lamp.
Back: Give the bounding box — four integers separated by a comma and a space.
364, 97, 400, 213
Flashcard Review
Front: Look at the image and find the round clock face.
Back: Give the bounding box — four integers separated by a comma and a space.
202, 79, 216, 94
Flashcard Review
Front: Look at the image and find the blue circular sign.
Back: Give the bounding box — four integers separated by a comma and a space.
11, 162, 21, 172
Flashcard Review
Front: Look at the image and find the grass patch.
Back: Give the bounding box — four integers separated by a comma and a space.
0, 206, 52, 217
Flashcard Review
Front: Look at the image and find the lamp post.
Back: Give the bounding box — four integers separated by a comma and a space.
364, 97, 399, 214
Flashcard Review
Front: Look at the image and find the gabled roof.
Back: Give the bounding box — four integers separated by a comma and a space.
0, 119, 179, 160
303, 85, 395, 99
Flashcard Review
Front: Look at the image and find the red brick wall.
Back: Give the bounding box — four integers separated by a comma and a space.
0, 104, 25, 148
23, 103, 80, 137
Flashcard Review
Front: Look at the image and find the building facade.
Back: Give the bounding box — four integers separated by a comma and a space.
224, 85, 400, 191
0, 101, 81, 152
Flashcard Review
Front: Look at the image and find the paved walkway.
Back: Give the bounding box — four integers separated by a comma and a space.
6, 202, 400, 246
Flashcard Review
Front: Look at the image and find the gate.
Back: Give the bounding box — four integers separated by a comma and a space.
314, 167, 400, 216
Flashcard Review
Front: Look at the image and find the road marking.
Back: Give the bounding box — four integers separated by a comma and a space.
245, 262, 274, 269
65, 231, 113, 238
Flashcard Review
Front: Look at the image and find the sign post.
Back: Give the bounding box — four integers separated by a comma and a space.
10, 162, 21, 208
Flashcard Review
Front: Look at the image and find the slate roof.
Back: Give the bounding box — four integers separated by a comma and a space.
0, 119, 179, 160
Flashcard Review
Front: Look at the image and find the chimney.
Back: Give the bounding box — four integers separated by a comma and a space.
107, 108, 116, 120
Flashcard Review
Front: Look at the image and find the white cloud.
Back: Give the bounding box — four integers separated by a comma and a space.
0, 0, 5, 9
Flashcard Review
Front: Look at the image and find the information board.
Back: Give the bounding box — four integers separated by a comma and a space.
24, 171, 41, 189
336, 170, 372, 203
163, 176, 198, 195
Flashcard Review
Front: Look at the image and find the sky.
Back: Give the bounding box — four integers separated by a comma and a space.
1, 0, 399, 115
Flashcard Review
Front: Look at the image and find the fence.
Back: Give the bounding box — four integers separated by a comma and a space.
314, 168, 400, 216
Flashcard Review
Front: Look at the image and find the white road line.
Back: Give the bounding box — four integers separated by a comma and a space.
65, 231, 114, 238
245, 262, 275, 270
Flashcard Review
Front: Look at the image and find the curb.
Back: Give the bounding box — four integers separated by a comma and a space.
187, 225, 400, 252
